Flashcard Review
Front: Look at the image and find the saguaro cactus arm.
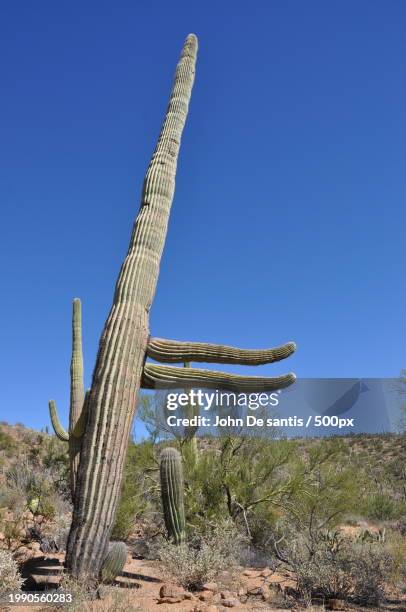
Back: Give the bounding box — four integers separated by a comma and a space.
49, 400, 69, 441
65, 34, 198, 579
147, 337, 296, 364
142, 363, 295, 391
49, 392, 89, 441
48, 298, 86, 497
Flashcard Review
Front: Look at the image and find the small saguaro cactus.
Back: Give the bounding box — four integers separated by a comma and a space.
160, 447, 186, 545
100, 541, 127, 583
49, 298, 89, 498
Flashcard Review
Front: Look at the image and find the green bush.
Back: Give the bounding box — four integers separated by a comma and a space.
112, 441, 157, 540
364, 494, 397, 521
0, 430, 17, 456
157, 520, 248, 590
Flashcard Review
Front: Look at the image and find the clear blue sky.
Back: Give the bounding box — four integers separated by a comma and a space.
1, 2, 405, 430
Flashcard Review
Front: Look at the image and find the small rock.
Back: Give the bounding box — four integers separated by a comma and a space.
260, 568, 272, 577
220, 591, 232, 599
13, 546, 30, 558
199, 590, 213, 601
159, 584, 185, 599
221, 598, 240, 608
237, 587, 246, 597
247, 586, 264, 596
202, 582, 218, 592
184, 592, 196, 600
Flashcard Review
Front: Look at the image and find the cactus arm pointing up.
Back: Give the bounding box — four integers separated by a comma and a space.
68, 298, 85, 495
49, 400, 69, 441
48, 298, 86, 498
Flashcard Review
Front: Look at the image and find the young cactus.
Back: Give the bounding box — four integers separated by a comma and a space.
160, 447, 186, 545
49, 298, 89, 498
100, 541, 127, 583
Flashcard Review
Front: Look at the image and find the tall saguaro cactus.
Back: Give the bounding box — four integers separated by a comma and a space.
65, 34, 200, 579
49, 298, 87, 498
57, 34, 296, 580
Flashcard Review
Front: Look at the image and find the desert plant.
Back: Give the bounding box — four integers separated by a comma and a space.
364, 493, 397, 520
49, 298, 88, 499
112, 440, 157, 540
51, 33, 296, 581
100, 542, 127, 584
0, 429, 17, 457
0, 549, 24, 595
158, 520, 247, 590
269, 521, 393, 606
160, 447, 186, 544
5, 462, 64, 520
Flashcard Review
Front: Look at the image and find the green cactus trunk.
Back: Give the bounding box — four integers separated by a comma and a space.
100, 541, 127, 583
65, 35, 198, 579
160, 447, 186, 545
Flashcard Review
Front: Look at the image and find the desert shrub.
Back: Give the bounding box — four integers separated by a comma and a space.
0, 549, 23, 595
386, 531, 406, 589
42, 513, 71, 551
157, 520, 248, 590
344, 544, 393, 605
0, 430, 17, 457
270, 525, 392, 605
5, 461, 68, 521
0, 510, 27, 550
364, 493, 397, 520
41, 437, 69, 496
112, 441, 157, 540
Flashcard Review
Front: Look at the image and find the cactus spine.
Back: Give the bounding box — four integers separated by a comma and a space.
100, 541, 127, 583
160, 448, 186, 544
49, 298, 88, 498
65, 35, 198, 579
